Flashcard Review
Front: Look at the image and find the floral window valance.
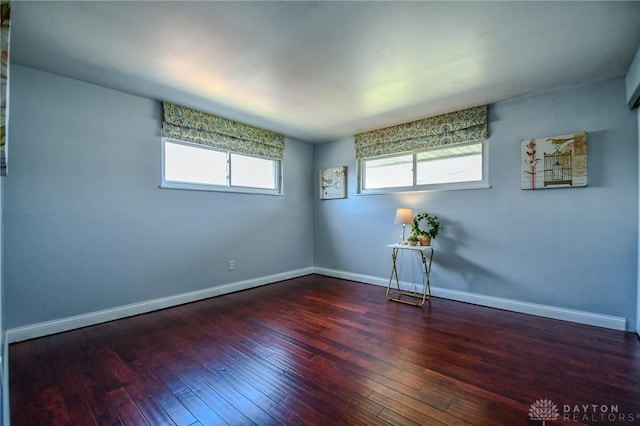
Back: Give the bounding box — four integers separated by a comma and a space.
162, 102, 285, 160
354, 105, 488, 159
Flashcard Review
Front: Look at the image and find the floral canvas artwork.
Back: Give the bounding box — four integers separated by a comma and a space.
320, 166, 347, 199
521, 132, 587, 190
1, 0, 9, 176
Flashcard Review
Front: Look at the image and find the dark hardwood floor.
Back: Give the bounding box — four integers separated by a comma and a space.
9, 275, 640, 425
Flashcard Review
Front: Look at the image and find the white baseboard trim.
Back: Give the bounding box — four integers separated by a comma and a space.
313, 267, 627, 331
6, 267, 314, 343
5, 266, 629, 343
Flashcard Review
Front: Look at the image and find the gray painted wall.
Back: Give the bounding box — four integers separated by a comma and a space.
314, 78, 639, 331
0, 177, 3, 423
3, 66, 639, 333
632, 49, 640, 335
4, 65, 314, 329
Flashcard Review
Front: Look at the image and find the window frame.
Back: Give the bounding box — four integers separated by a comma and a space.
357, 141, 490, 195
160, 138, 283, 196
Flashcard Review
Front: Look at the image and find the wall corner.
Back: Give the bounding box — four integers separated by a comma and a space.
626, 45, 640, 108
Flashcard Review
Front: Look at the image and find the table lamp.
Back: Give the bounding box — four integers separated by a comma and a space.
394, 208, 414, 244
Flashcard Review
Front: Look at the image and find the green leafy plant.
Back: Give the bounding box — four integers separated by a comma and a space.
412, 212, 441, 239
407, 234, 419, 242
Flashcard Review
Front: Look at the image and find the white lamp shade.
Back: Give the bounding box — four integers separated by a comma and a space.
394, 208, 414, 225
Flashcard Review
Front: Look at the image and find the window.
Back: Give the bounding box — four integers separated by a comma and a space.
363, 154, 413, 189
164, 140, 227, 186
354, 105, 489, 193
359, 141, 488, 193
162, 139, 281, 195
229, 152, 278, 189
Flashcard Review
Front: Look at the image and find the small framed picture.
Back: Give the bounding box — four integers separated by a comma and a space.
320, 166, 347, 199
521, 132, 587, 190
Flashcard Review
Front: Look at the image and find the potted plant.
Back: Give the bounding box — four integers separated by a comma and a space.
407, 234, 419, 246
411, 212, 441, 246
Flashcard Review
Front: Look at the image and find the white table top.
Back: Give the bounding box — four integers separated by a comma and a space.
386, 243, 434, 251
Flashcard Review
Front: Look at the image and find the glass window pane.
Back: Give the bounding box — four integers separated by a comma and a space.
364, 155, 413, 189
416, 144, 483, 185
230, 153, 277, 189
164, 141, 227, 185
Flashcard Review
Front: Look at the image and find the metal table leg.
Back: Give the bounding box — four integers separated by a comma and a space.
386, 246, 433, 307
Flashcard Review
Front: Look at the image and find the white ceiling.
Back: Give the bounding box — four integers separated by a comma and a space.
10, 1, 640, 142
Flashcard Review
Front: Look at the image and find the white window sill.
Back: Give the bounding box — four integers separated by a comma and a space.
357, 180, 491, 195
160, 182, 283, 196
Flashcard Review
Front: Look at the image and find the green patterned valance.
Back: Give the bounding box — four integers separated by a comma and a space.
355, 105, 488, 159
162, 102, 285, 160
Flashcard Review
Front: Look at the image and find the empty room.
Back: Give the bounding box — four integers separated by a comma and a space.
1, 1, 640, 425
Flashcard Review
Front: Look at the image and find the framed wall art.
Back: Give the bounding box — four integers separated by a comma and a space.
319, 166, 347, 199
1, 0, 10, 176
521, 132, 587, 190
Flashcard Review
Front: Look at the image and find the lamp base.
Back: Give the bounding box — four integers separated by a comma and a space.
400, 225, 408, 244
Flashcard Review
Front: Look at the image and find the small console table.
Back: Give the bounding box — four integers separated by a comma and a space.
386, 243, 434, 307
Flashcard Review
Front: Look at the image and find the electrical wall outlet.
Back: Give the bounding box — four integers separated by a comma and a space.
229, 260, 235, 271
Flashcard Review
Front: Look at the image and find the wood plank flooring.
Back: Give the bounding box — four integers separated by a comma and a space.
9, 275, 640, 425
